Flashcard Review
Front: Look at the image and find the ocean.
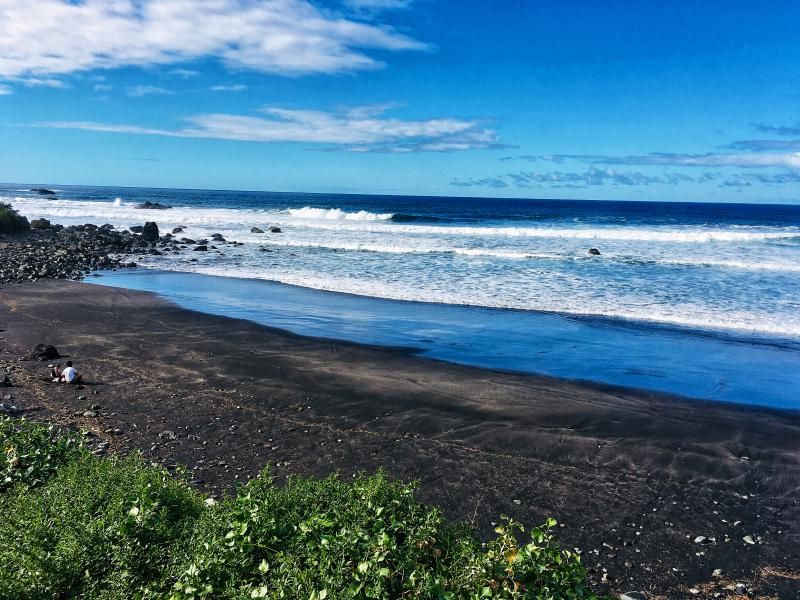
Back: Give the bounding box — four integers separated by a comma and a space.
4, 183, 800, 408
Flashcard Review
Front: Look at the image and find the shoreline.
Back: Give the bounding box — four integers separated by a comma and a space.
1, 279, 799, 597
96, 268, 800, 351
90, 268, 800, 409
86, 273, 800, 416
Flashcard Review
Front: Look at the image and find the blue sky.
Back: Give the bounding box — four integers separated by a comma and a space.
1, 0, 799, 202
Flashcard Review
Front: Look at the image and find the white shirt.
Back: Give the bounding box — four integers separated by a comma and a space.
62, 366, 77, 382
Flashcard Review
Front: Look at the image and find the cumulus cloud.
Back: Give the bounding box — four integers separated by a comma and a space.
210, 84, 248, 92
0, 0, 427, 79
127, 85, 173, 97
514, 152, 800, 170
39, 104, 504, 152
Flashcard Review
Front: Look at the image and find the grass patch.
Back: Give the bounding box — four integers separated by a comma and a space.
0, 202, 30, 234
0, 418, 604, 599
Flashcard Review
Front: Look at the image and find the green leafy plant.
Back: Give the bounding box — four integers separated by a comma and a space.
0, 416, 83, 492
0, 418, 604, 599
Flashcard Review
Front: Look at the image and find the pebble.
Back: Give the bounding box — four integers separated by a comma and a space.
742, 535, 755, 545
620, 592, 647, 600
693, 535, 706, 544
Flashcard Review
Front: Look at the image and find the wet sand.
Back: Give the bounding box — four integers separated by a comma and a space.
1, 280, 798, 598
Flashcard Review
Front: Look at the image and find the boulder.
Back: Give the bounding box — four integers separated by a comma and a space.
129, 225, 144, 233
141, 222, 159, 242
210, 233, 226, 242
30, 218, 51, 230
172, 227, 184, 234
269, 226, 282, 233
588, 248, 601, 256
31, 344, 60, 361
250, 227, 264, 233
136, 201, 171, 210
30, 188, 56, 195
193, 245, 208, 251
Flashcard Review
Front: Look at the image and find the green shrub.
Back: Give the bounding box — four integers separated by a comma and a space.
0, 202, 30, 234
165, 472, 597, 600
0, 419, 603, 599
0, 453, 203, 599
1, 416, 84, 492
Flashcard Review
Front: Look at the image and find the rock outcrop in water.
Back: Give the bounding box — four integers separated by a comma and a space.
30, 188, 56, 196
137, 201, 172, 210
588, 248, 601, 256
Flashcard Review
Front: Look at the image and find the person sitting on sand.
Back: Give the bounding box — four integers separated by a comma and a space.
59, 361, 82, 384
51, 363, 62, 382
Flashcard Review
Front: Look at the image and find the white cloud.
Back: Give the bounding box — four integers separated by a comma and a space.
0, 0, 427, 79
0, 84, 12, 95
20, 77, 67, 88
345, 0, 413, 10
170, 68, 199, 79
39, 104, 503, 152
210, 84, 248, 92
127, 85, 173, 97
94, 83, 113, 92
519, 152, 800, 170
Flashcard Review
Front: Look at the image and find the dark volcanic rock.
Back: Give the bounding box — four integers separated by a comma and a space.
250, 227, 264, 234
172, 227, 184, 234
129, 225, 144, 233
210, 233, 226, 242
193, 245, 208, 251
30, 188, 56, 196
269, 226, 282, 233
588, 248, 601, 256
31, 344, 60, 361
30, 218, 51, 230
0, 221, 172, 283
141, 222, 159, 242
137, 201, 172, 210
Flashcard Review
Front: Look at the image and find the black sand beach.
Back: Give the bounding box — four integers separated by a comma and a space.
1, 280, 799, 598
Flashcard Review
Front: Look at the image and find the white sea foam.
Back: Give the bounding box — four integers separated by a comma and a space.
287, 206, 394, 221
135, 262, 800, 339
289, 220, 800, 242
8, 194, 800, 340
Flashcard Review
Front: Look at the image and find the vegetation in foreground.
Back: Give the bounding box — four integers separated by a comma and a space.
0, 417, 603, 599
0, 203, 30, 234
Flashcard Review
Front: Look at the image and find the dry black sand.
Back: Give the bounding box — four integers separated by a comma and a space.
1, 280, 798, 598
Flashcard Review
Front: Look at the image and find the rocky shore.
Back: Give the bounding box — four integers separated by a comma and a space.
0, 217, 256, 284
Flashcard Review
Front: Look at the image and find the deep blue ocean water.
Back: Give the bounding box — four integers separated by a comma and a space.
5, 183, 800, 409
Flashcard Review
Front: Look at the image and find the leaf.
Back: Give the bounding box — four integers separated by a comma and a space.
258, 559, 269, 573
